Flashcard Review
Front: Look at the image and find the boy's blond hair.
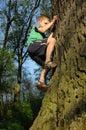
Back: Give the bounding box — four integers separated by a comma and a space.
38, 15, 50, 22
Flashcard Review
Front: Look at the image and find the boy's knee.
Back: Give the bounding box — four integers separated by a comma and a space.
53, 37, 56, 42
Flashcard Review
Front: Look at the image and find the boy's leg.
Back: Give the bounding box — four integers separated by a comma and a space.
39, 38, 56, 81
37, 37, 57, 87
46, 37, 56, 63
39, 68, 48, 83
37, 68, 49, 91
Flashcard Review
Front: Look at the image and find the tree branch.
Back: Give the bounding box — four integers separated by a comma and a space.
3, 0, 17, 48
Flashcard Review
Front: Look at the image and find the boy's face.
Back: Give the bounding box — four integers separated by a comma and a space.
39, 18, 50, 27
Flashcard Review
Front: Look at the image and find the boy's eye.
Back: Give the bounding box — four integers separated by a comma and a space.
45, 23, 48, 24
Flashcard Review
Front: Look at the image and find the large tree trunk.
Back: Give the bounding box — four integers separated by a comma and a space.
29, 0, 86, 130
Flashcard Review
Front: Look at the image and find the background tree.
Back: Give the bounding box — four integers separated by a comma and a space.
0, 0, 41, 129
0, 0, 41, 102
0, 0, 54, 129
29, 0, 86, 130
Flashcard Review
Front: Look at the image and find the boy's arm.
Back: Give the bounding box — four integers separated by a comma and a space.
38, 16, 58, 33
48, 33, 53, 38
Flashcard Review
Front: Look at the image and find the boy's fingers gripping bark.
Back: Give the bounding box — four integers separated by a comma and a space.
53, 15, 58, 20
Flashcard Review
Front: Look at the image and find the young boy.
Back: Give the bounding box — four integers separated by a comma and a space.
27, 15, 58, 91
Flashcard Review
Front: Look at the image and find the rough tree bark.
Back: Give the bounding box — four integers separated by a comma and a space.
29, 0, 86, 130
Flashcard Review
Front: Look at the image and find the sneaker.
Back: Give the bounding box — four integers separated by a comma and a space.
44, 61, 57, 69
36, 81, 48, 91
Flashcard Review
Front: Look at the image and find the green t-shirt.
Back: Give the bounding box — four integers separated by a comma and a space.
27, 22, 45, 46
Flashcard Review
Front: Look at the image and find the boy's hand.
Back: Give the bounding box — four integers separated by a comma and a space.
53, 15, 58, 21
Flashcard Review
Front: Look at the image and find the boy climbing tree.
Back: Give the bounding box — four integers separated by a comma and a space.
27, 15, 58, 91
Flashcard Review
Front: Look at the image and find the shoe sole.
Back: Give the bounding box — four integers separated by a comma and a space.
36, 83, 48, 91
45, 63, 57, 69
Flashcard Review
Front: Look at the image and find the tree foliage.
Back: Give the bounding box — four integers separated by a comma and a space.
0, 102, 33, 130
0, 0, 55, 129
0, 48, 16, 92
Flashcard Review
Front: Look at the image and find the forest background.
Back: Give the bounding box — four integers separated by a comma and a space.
0, 0, 52, 130
1, 0, 86, 130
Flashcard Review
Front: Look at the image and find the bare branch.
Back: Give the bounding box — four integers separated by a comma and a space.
3, 0, 17, 48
